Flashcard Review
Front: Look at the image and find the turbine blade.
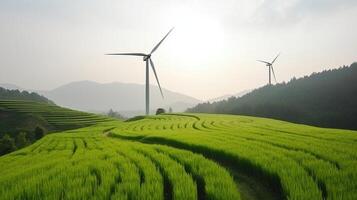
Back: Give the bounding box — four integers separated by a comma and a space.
271, 65, 277, 83
271, 53, 280, 64
257, 60, 271, 65
149, 58, 164, 99
105, 53, 147, 56
150, 28, 174, 54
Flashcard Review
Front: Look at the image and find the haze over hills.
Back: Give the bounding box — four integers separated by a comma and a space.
208, 90, 251, 103
34, 81, 202, 116
0, 84, 23, 91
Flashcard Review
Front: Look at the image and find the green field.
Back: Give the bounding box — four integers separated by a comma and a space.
1, 113, 356, 200
0, 100, 112, 131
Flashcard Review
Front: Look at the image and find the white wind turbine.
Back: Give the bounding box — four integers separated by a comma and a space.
257, 53, 280, 85
106, 28, 174, 115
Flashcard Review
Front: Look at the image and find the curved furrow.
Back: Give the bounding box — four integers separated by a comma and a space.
153, 145, 240, 200
205, 128, 343, 169
135, 146, 198, 200
122, 114, 357, 199
198, 118, 356, 163
218, 124, 357, 163
113, 147, 164, 200
114, 120, 321, 196
156, 120, 342, 198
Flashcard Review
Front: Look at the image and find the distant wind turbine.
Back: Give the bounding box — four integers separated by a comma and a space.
257, 53, 280, 85
106, 28, 174, 115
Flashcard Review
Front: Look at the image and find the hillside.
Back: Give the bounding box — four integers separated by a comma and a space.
0, 100, 113, 155
187, 63, 357, 130
0, 87, 53, 104
0, 113, 356, 199
37, 81, 202, 115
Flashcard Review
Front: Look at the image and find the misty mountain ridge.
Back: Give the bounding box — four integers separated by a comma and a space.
32, 80, 202, 116
208, 90, 251, 103
0, 83, 23, 91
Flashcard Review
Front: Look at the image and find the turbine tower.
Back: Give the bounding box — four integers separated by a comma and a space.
106, 28, 174, 115
257, 53, 280, 85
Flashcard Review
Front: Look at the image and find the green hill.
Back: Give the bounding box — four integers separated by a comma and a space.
0, 100, 113, 155
1, 113, 356, 200
0, 100, 112, 130
187, 63, 357, 130
0, 87, 54, 104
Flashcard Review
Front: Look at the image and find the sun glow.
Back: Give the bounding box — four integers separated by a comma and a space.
163, 6, 226, 68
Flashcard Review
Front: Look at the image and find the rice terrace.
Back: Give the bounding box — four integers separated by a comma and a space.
0, 99, 356, 199
1, 0, 357, 200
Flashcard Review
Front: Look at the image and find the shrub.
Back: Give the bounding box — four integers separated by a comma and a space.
0, 134, 16, 155
156, 108, 166, 115
34, 127, 45, 140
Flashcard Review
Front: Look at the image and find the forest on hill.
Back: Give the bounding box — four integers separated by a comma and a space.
187, 63, 357, 130
0, 87, 54, 104
0, 98, 111, 155
0, 88, 56, 155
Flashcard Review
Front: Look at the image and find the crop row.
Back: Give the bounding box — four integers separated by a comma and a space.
112, 113, 357, 200
0, 100, 112, 129
0, 123, 239, 200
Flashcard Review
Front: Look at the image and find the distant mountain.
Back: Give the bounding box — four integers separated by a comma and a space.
208, 90, 251, 103
0, 87, 54, 105
187, 62, 357, 130
36, 81, 202, 116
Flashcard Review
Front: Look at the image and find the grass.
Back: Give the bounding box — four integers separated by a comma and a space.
0, 100, 112, 131
0, 122, 239, 200
111, 113, 357, 200
0, 110, 356, 199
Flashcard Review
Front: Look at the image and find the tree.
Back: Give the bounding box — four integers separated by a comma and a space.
107, 109, 125, 119
108, 109, 115, 117
0, 87, 54, 104
34, 127, 45, 140
15, 132, 30, 148
156, 108, 166, 115
0, 134, 17, 155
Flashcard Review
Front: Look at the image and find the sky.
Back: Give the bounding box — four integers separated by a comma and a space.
0, 0, 356, 100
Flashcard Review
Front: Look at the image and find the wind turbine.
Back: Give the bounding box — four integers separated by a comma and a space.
257, 53, 280, 85
106, 28, 174, 115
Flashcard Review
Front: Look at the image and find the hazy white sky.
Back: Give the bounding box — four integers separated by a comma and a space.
1, 0, 356, 100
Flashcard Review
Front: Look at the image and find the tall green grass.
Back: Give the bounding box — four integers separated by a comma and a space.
112, 113, 357, 200
0, 100, 112, 130
1, 110, 356, 199
0, 122, 239, 200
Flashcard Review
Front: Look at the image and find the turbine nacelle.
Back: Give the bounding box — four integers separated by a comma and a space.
143, 55, 151, 61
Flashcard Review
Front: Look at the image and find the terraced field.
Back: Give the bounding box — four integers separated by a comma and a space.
0, 100, 112, 130
0, 122, 239, 200
0, 113, 356, 200
111, 114, 357, 200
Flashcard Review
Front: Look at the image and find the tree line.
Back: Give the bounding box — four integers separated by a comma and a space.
0, 127, 46, 155
0, 87, 54, 104
187, 63, 357, 130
